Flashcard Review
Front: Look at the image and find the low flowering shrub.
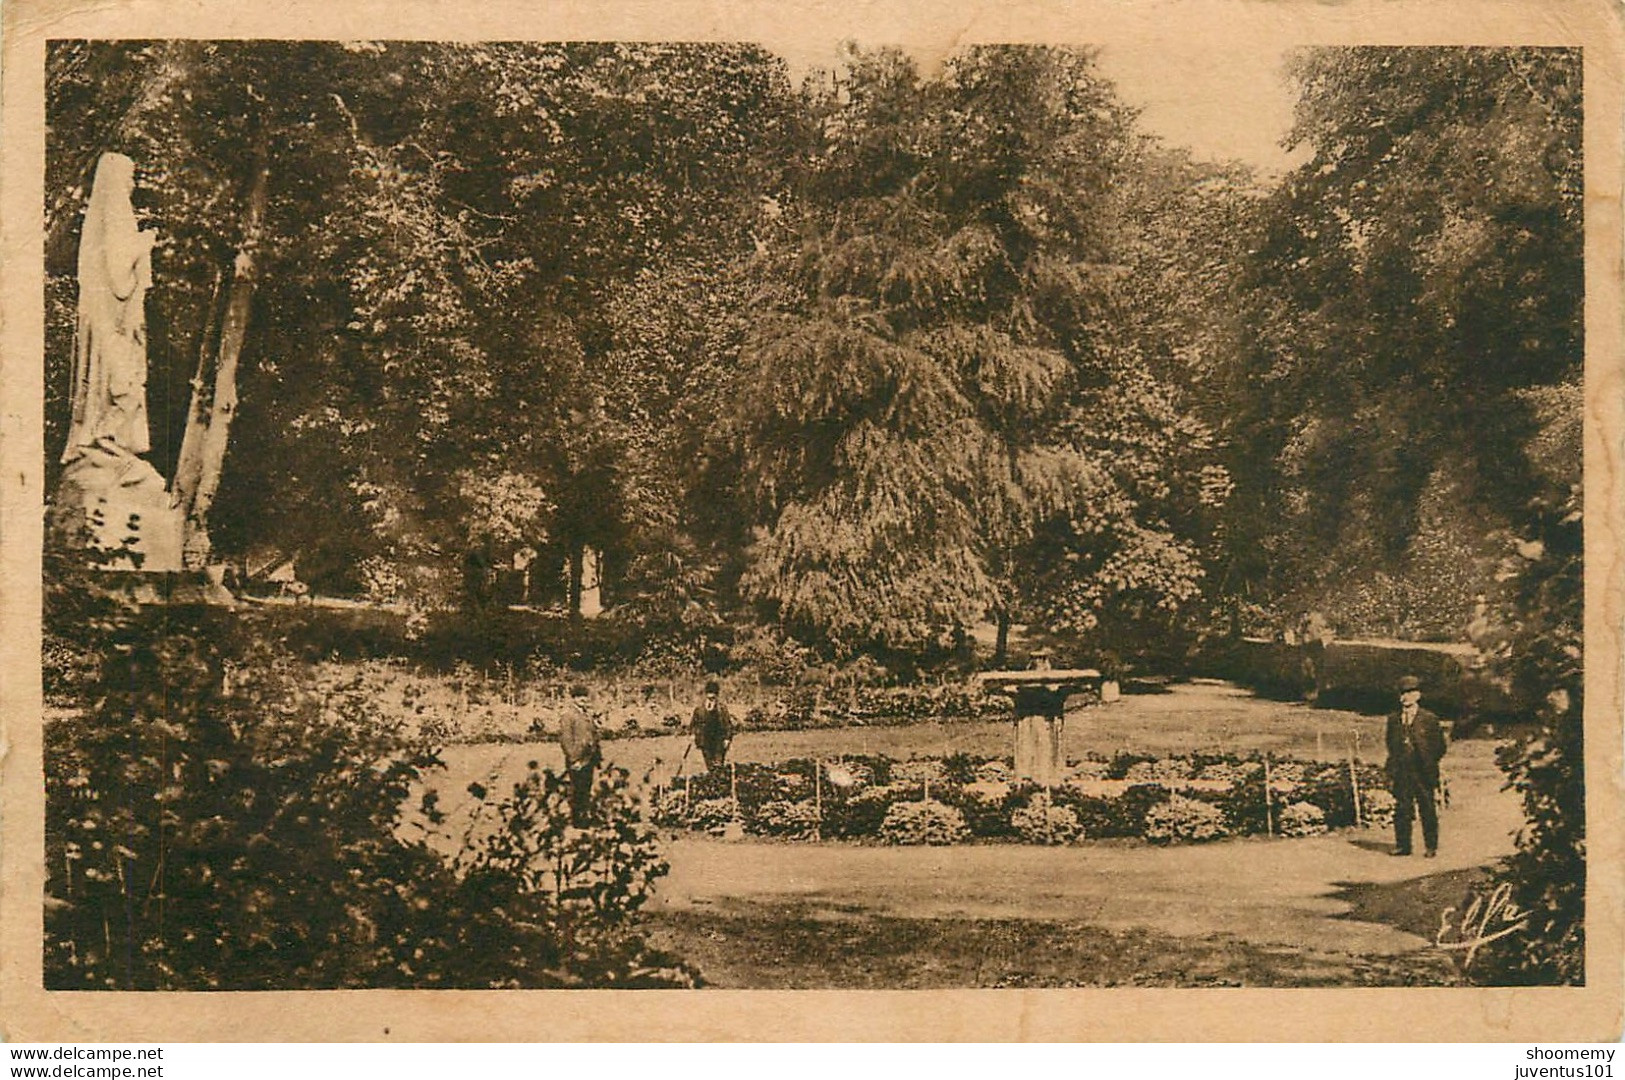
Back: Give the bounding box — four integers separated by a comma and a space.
975, 759, 1015, 783
1125, 757, 1196, 783
1269, 761, 1310, 785
820, 759, 879, 792
1048, 782, 1170, 839
891, 759, 949, 787
1216, 772, 1269, 835
1144, 794, 1230, 844
1297, 766, 1357, 827
1277, 800, 1328, 837
1064, 758, 1113, 781
878, 799, 969, 846
749, 799, 822, 840
774, 770, 814, 799
1196, 760, 1261, 785
649, 782, 737, 833
822, 783, 902, 838
955, 780, 1016, 837
1061, 777, 1134, 799
680, 761, 811, 811
1107, 752, 1159, 780
960, 780, 1013, 806
685, 798, 740, 835
1011, 792, 1084, 845
938, 752, 987, 784
1267, 777, 1302, 798
650, 786, 689, 826
1360, 788, 1397, 828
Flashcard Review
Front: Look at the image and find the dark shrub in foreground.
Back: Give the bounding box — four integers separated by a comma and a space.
44, 604, 690, 990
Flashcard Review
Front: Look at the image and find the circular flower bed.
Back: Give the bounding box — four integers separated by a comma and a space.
651, 751, 1389, 846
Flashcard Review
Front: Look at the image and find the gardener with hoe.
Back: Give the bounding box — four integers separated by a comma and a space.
560, 683, 602, 825
1385, 674, 1448, 858
691, 678, 734, 772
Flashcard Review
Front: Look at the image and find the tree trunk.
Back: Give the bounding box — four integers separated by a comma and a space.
567, 543, 584, 620
170, 267, 226, 507
994, 609, 1011, 668
176, 134, 270, 568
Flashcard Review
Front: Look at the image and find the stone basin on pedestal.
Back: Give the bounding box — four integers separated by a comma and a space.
975, 668, 1110, 786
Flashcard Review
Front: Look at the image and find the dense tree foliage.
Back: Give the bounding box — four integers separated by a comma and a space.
45, 42, 1582, 660
1218, 47, 1581, 641
1211, 47, 1585, 984
46, 41, 794, 601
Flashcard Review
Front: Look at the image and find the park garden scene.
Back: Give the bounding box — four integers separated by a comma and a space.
41, 41, 1583, 990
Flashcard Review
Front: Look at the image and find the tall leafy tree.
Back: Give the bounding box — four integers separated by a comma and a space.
1209, 47, 1584, 981
732, 46, 1226, 657
47, 41, 513, 585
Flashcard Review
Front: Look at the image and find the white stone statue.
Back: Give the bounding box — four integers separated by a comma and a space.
63, 151, 159, 462
51, 152, 181, 572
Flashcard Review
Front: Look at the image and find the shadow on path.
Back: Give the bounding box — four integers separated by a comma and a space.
1327, 866, 1491, 943
1348, 836, 1397, 854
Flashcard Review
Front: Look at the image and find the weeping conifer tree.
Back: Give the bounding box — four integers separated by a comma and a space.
733, 46, 1224, 656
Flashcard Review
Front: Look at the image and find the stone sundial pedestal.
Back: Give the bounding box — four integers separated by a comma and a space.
975, 666, 1111, 786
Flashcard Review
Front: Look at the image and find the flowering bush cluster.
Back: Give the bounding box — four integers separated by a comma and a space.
651, 752, 1389, 847
1010, 792, 1085, 844
751, 799, 822, 840
890, 758, 950, 786
1360, 788, 1397, 828
1144, 794, 1229, 844
1276, 800, 1329, 838
879, 799, 970, 846
1125, 758, 1195, 784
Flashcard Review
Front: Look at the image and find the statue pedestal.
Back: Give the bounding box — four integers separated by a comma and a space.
49, 446, 182, 573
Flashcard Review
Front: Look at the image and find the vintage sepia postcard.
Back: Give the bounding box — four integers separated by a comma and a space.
1, 0, 1620, 1043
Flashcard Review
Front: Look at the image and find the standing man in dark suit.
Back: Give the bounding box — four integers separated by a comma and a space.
690, 679, 734, 772
1385, 675, 1448, 857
